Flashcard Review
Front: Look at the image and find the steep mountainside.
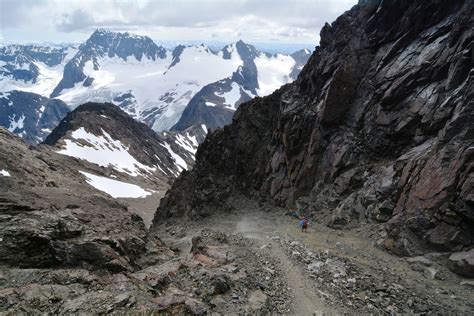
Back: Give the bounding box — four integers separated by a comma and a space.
0, 44, 77, 95
0, 90, 69, 144
43, 102, 202, 226
155, 0, 473, 260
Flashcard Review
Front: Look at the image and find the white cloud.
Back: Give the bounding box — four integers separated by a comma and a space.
1, 0, 358, 44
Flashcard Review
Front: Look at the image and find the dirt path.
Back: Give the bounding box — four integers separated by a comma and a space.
156, 207, 473, 314
232, 215, 331, 315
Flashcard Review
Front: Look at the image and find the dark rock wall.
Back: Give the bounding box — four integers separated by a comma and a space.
154, 0, 473, 255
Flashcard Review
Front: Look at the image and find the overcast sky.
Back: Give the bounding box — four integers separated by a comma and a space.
0, 0, 357, 46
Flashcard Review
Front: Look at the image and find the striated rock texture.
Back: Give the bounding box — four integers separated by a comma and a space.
154, 0, 473, 256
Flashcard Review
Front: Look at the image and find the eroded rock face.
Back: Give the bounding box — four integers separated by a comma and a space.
154, 0, 474, 256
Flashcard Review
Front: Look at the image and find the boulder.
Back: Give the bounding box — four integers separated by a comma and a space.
448, 249, 474, 278
211, 274, 231, 295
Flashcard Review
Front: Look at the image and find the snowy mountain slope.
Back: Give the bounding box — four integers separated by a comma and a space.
48, 30, 310, 132
50, 29, 167, 98
40, 102, 205, 225
0, 45, 77, 96
173, 42, 311, 131
43, 102, 198, 181
1, 30, 311, 144
0, 91, 69, 144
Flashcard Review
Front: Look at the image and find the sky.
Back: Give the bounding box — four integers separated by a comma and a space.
0, 0, 358, 49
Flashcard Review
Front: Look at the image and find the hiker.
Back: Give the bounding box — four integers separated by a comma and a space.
299, 214, 309, 232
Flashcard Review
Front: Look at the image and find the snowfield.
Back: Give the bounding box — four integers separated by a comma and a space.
57, 127, 156, 176
79, 171, 152, 198
0, 47, 77, 96
57, 45, 243, 132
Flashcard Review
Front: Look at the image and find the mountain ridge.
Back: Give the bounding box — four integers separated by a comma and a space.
0, 90, 69, 144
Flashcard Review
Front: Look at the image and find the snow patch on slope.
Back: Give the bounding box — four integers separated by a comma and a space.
0, 169, 11, 177
8, 115, 25, 132
57, 127, 156, 176
175, 133, 198, 155
79, 171, 152, 198
217, 82, 242, 110
162, 142, 188, 171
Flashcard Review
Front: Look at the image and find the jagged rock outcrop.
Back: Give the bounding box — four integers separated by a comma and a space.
154, 0, 473, 259
0, 128, 166, 271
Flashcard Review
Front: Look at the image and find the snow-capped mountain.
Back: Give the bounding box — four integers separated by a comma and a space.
49, 30, 310, 132
50, 29, 167, 99
173, 43, 312, 131
0, 91, 69, 144
0, 44, 77, 96
0, 30, 311, 146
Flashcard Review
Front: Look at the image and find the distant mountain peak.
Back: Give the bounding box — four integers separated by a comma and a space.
82, 29, 167, 62
89, 29, 153, 42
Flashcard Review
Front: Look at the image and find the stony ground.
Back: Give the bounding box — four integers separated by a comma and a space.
156, 201, 474, 314
2, 199, 473, 314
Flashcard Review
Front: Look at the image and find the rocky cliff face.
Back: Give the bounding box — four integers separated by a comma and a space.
154, 0, 473, 256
